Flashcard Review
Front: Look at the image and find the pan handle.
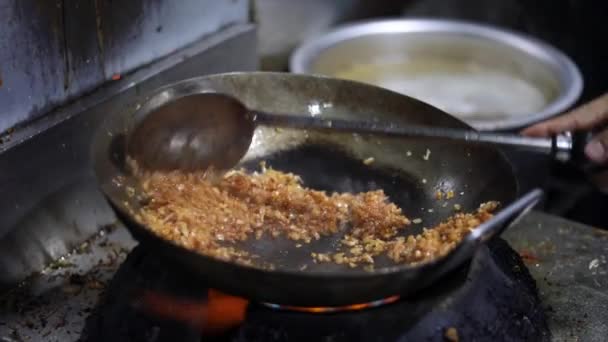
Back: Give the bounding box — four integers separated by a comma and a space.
467, 188, 544, 245
431, 189, 544, 285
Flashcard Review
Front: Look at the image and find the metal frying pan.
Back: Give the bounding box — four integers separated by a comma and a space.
92, 72, 542, 306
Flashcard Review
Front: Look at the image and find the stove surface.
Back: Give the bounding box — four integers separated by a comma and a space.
3, 212, 607, 341
78, 239, 549, 342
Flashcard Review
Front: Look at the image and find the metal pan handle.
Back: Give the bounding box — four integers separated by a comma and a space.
433, 189, 544, 286
467, 188, 544, 245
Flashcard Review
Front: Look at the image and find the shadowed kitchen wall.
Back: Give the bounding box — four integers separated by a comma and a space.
0, 0, 255, 289
0, 0, 248, 134
254, 0, 406, 71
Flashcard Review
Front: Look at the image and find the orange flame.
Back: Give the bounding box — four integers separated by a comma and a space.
262, 295, 401, 313
140, 289, 400, 334
140, 289, 249, 335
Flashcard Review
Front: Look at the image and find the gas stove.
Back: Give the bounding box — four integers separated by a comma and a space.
77, 239, 549, 342
0, 3, 606, 340
5, 212, 608, 341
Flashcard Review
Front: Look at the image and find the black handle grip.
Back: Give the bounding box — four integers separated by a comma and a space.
570, 129, 608, 175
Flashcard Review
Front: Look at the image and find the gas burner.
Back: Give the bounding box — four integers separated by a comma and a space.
80, 239, 550, 342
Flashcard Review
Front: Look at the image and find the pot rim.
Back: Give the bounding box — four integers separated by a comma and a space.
290, 18, 583, 131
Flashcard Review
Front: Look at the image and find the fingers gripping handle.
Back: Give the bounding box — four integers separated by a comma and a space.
571, 127, 608, 174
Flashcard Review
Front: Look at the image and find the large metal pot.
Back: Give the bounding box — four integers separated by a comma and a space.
290, 19, 583, 131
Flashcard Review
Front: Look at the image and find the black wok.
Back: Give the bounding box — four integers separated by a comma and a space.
92, 72, 542, 306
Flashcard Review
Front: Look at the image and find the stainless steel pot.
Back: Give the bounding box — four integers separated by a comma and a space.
290, 19, 583, 131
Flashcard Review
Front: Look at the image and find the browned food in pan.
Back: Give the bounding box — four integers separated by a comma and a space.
324, 201, 498, 270
133, 164, 497, 270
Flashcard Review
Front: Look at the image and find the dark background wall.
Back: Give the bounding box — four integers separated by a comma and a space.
0, 0, 248, 135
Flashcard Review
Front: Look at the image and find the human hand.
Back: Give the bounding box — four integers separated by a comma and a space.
522, 93, 608, 192
522, 93, 608, 164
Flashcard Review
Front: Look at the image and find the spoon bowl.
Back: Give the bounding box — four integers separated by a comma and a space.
127, 93, 255, 171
